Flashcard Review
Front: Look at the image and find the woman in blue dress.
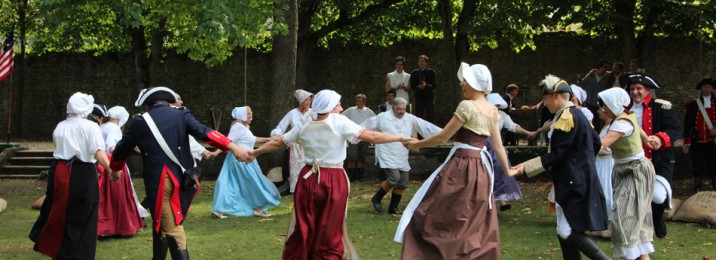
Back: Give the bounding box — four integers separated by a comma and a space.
212, 106, 280, 218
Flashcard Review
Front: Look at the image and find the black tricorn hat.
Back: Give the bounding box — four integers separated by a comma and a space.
91, 104, 108, 117
134, 86, 178, 107
541, 79, 572, 97
624, 72, 661, 89
696, 77, 715, 90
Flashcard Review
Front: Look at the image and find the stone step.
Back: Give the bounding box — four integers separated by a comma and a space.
14, 150, 54, 157
0, 174, 40, 179
8, 157, 54, 166
0, 165, 50, 175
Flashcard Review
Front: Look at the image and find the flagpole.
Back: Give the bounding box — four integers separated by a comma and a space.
6, 71, 12, 144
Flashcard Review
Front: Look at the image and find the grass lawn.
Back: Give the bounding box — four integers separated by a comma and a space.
1, 178, 714, 259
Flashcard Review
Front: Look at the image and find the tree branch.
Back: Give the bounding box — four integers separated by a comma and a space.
302, 0, 405, 45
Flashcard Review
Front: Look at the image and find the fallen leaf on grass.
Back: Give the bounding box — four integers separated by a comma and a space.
258, 218, 274, 222
704, 242, 713, 246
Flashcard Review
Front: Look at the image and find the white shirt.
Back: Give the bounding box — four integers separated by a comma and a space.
361, 112, 442, 171
188, 136, 207, 160
101, 122, 122, 152
387, 70, 411, 103
53, 116, 106, 163
631, 102, 644, 127
497, 110, 517, 133
341, 106, 376, 125
228, 123, 257, 151
270, 108, 315, 137
283, 114, 364, 165
704, 95, 712, 108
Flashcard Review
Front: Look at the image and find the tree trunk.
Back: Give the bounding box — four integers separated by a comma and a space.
149, 19, 167, 86
438, 0, 458, 119
128, 26, 151, 87
268, 0, 298, 170
455, 0, 477, 64
613, 0, 637, 64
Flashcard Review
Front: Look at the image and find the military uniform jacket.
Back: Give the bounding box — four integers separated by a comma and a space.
684, 95, 716, 144
626, 94, 682, 182
525, 106, 608, 232
110, 104, 231, 231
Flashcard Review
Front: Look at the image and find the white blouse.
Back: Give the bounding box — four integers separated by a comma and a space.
270, 108, 315, 137
283, 114, 364, 165
228, 123, 257, 151
53, 116, 106, 163
101, 122, 122, 152
497, 110, 517, 133
387, 70, 411, 103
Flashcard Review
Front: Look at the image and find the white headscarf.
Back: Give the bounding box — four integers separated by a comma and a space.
312, 90, 341, 114
66, 92, 95, 118
598, 87, 631, 116
457, 62, 492, 93
486, 93, 508, 109
570, 84, 587, 105
107, 106, 130, 127
231, 107, 249, 121
294, 89, 314, 104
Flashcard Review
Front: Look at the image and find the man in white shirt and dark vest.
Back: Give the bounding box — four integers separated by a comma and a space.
341, 94, 376, 180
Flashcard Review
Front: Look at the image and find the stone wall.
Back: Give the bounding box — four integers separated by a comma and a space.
1, 34, 715, 140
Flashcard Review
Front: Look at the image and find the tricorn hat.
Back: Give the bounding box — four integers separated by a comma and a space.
695, 77, 715, 90
624, 72, 661, 89
134, 86, 178, 107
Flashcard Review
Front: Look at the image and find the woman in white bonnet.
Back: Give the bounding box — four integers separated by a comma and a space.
270, 89, 315, 194
212, 106, 280, 219
398, 63, 515, 259
97, 106, 148, 237
598, 87, 658, 259
253, 89, 412, 259
29, 92, 116, 259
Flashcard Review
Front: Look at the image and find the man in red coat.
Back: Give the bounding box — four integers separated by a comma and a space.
683, 77, 716, 191
624, 73, 682, 239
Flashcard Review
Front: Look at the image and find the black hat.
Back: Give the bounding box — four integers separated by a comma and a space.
91, 104, 108, 117
696, 77, 715, 90
624, 72, 661, 89
134, 86, 178, 107
540, 75, 572, 97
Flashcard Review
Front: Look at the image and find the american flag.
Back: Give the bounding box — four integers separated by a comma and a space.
0, 25, 14, 83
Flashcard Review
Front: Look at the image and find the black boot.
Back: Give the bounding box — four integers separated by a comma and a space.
371, 188, 387, 213
652, 202, 668, 238
167, 236, 190, 260
557, 235, 582, 260
355, 168, 364, 181
566, 232, 611, 260
388, 194, 402, 214
152, 232, 168, 260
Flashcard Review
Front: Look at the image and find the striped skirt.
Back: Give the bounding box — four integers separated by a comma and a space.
611, 157, 655, 258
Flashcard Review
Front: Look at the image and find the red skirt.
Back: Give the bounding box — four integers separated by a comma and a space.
283, 166, 349, 260
97, 164, 144, 236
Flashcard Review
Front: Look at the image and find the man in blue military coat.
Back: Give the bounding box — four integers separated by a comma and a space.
110, 87, 249, 259
514, 75, 609, 260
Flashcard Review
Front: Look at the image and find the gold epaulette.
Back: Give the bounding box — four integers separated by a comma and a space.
553, 108, 574, 132
655, 99, 672, 110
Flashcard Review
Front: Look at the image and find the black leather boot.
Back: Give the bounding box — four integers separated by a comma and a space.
345, 168, 354, 181
152, 232, 168, 260
566, 232, 611, 260
557, 235, 582, 260
652, 201, 668, 238
371, 188, 387, 213
388, 194, 402, 214
355, 168, 364, 181
167, 236, 190, 260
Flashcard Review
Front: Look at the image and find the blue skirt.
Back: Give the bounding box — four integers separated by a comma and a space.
212, 156, 281, 216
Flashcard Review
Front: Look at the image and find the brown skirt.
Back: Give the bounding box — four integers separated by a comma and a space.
401, 149, 499, 259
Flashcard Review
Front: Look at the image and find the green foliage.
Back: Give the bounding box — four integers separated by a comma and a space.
28, 0, 282, 65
